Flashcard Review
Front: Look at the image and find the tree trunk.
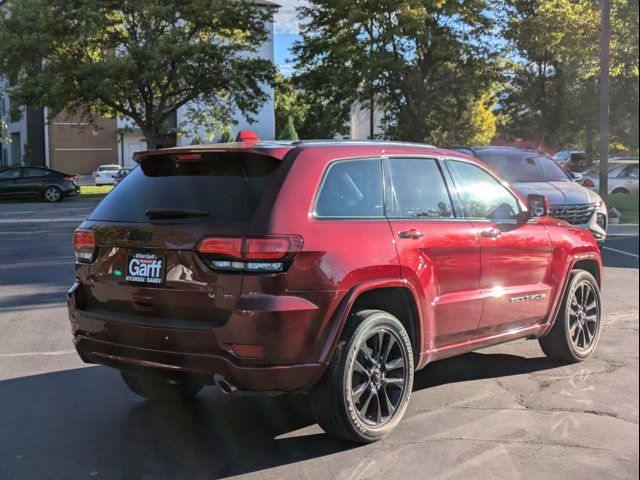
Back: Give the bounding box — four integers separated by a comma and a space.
142, 129, 162, 151
369, 100, 375, 140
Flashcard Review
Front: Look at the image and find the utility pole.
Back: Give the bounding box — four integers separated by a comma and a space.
598, 0, 611, 199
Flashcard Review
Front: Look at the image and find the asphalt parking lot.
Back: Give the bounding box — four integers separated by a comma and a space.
0, 200, 638, 480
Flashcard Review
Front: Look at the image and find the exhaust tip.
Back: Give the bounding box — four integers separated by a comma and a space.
213, 374, 236, 395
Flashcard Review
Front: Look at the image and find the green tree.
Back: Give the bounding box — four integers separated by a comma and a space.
292, 1, 500, 144
274, 71, 308, 139
610, 0, 639, 154
278, 116, 299, 140
499, 0, 599, 149
0, 0, 276, 149
0, 119, 9, 144
499, 0, 638, 154
219, 125, 234, 143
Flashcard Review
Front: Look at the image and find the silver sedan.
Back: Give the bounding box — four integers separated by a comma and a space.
582, 159, 639, 195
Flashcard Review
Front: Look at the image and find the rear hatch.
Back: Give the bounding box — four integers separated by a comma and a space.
75, 150, 291, 330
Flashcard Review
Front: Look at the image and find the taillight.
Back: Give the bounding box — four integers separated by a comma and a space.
198, 237, 243, 257
73, 229, 96, 263
197, 235, 302, 273
583, 178, 595, 187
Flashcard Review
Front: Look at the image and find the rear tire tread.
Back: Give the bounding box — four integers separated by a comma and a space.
311, 309, 413, 443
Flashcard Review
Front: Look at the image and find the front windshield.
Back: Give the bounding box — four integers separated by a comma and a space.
476, 150, 571, 183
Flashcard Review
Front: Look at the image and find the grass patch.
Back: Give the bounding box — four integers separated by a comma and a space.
607, 193, 639, 224
80, 185, 113, 196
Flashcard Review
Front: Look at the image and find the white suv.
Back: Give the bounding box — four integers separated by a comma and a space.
455, 147, 608, 245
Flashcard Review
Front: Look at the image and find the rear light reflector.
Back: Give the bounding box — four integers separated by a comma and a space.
73, 230, 96, 263
583, 178, 595, 187
229, 344, 265, 359
197, 235, 302, 273
198, 237, 243, 258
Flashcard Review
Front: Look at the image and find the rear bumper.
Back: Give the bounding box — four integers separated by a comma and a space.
73, 334, 324, 391
64, 185, 80, 197
67, 282, 333, 392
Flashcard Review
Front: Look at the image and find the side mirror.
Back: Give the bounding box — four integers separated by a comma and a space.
527, 194, 549, 218
571, 172, 583, 181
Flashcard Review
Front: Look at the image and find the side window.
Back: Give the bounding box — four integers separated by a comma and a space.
388, 158, 454, 218
447, 160, 521, 221
315, 158, 384, 218
621, 165, 639, 179
0, 168, 21, 179
23, 168, 45, 178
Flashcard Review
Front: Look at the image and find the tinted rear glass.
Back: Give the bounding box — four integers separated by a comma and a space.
89, 153, 282, 224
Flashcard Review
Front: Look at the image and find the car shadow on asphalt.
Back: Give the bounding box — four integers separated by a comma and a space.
0, 351, 561, 479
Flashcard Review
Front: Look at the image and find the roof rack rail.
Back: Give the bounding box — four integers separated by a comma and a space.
290, 139, 438, 148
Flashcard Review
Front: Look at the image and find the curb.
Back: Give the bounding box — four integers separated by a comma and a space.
607, 224, 639, 236
0, 217, 86, 224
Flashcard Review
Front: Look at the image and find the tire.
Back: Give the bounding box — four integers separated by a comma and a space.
43, 185, 63, 203
310, 309, 414, 443
611, 188, 630, 195
539, 270, 602, 363
120, 370, 204, 401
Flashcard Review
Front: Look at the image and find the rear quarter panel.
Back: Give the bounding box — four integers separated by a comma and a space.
264, 147, 401, 364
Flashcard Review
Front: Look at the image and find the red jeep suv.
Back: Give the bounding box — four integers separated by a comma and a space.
68, 138, 603, 443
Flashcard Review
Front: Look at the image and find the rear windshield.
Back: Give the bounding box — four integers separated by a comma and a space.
89, 153, 282, 224
476, 150, 571, 183
98, 166, 121, 172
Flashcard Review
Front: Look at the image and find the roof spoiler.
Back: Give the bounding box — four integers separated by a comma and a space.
236, 130, 260, 142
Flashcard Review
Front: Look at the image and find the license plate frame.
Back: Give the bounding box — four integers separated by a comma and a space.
125, 252, 166, 285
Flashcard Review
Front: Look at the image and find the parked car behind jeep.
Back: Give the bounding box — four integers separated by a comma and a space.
69, 138, 603, 443
582, 159, 639, 195
0, 166, 79, 202
454, 147, 608, 245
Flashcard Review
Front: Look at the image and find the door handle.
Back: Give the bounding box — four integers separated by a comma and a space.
398, 229, 425, 239
481, 228, 502, 239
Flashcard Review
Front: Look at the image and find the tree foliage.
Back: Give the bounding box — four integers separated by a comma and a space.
292, 0, 501, 144
274, 71, 308, 138
500, 0, 639, 154
0, 0, 276, 149
0, 119, 8, 144
279, 116, 299, 140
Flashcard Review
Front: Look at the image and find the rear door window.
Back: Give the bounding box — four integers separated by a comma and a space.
621, 165, 639, 179
23, 168, 47, 177
314, 158, 384, 218
387, 158, 454, 218
89, 153, 283, 224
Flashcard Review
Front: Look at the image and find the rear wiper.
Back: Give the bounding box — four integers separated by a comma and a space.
144, 208, 210, 219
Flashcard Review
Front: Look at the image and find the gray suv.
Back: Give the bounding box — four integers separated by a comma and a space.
454, 147, 608, 245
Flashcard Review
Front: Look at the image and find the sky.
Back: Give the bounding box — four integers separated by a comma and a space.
273, 0, 305, 74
